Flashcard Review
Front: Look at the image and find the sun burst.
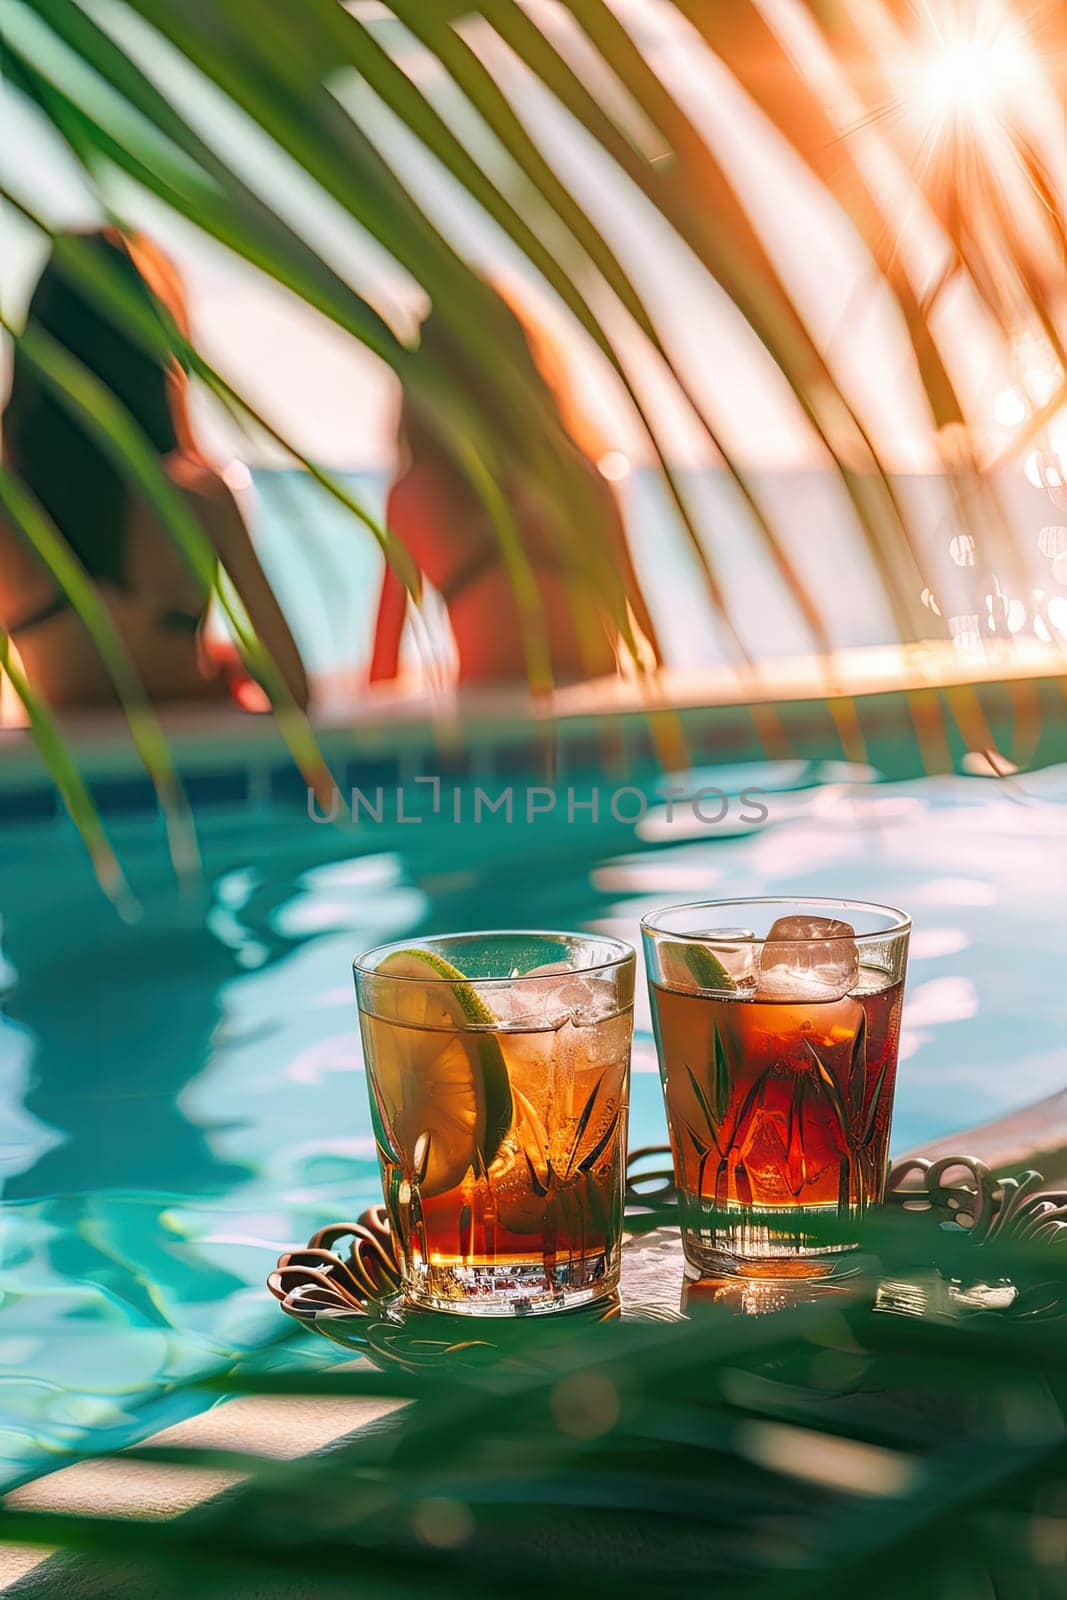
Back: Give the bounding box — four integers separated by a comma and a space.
903, 0, 1040, 131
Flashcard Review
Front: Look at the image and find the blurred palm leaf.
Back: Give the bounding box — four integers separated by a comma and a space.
0, 463, 200, 880
2, 1213, 1067, 1597
2, 308, 337, 800
0, 623, 134, 913
2, 0, 1066, 879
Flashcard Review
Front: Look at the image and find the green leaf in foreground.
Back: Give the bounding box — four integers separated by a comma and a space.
5, 1211, 1067, 1596
0, 465, 199, 882
0, 628, 135, 917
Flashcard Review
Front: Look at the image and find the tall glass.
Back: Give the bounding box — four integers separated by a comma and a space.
354, 932, 635, 1316
642, 899, 910, 1278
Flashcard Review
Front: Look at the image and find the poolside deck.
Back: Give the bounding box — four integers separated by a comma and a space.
2, 641, 1066, 806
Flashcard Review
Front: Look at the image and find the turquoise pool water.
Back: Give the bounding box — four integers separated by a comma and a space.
1, 756, 1065, 1487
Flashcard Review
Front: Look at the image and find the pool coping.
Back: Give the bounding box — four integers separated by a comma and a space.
0, 645, 1065, 827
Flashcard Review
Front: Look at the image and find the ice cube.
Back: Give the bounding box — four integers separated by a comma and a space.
490, 962, 570, 1028
758, 915, 858, 1001
533, 973, 617, 1027
565, 974, 619, 1026
485, 984, 524, 1026
502, 965, 616, 1029
500, 970, 619, 1099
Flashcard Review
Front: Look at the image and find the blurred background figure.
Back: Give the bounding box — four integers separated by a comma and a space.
1, 229, 308, 711
370, 294, 661, 688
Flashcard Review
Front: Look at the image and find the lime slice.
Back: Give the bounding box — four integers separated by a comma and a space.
660, 941, 734, 994
374, 949, 512, 1196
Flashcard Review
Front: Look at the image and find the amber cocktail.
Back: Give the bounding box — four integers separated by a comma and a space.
642, 899, 910, 1277
354, 932, 634, 1315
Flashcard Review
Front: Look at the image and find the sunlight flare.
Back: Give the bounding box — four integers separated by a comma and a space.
910, 5, 1035, 126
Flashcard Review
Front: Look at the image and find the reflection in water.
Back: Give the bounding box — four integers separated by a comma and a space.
0, 846, 332, 1488
682, 1273, 854, 1317
3, 910, 250, 1202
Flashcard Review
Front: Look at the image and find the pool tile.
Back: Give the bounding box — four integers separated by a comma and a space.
344, 756, 401, 791
0, 785, 59, 824
182, 770, 250, 809
89, 776, 158, 817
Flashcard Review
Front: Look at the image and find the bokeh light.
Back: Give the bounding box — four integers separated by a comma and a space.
597, 450, 632, 483
994, 387, 1029, 428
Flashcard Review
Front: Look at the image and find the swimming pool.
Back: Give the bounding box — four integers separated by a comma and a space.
1, 729, 1065, 1489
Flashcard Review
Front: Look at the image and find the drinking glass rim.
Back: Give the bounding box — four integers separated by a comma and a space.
354, 929, 636, 984
640, 896, 911, 944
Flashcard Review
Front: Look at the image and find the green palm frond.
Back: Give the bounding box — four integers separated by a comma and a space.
7, 198, 419, 592
2, 1212, 1066, 1597
0, 465, 200, 878
2, 0, 1065, 885
0, 624, 135, 914
2, 310, 337, 798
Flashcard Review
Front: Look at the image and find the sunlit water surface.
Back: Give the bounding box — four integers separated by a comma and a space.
0, 758, 1064, 1487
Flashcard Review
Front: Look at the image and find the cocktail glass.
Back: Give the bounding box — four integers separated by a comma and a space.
354, 931, 635, 1315
641, 898, 910, 1278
